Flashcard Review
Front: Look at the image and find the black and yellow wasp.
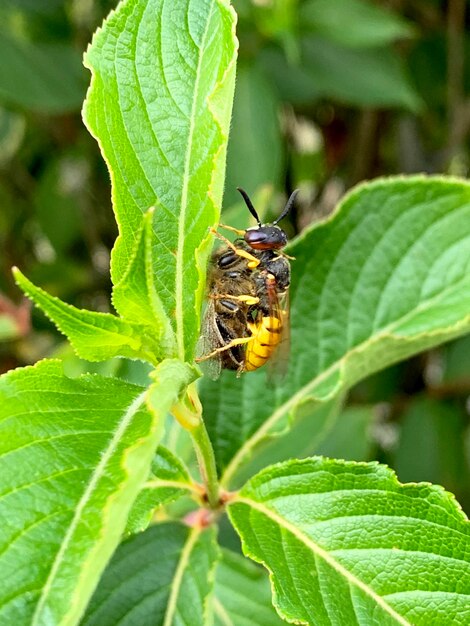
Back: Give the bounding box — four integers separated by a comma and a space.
197, 188, 298, 379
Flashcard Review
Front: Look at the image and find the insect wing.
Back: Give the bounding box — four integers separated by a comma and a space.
196, 299, 222, 381
266, 279, 290, 384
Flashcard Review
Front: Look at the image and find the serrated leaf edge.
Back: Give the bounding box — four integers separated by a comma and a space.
193, 0, 239, 350
31, 389, 147, 625
288, 175, 470, 251
176, 0, 238, 361
13, 267, 160, 364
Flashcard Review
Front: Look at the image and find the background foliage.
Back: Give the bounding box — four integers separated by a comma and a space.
0, 0, 469, 518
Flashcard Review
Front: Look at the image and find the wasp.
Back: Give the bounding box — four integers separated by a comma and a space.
197, 187, 298, 379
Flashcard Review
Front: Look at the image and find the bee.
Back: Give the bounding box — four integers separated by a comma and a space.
197, 187, 298, 379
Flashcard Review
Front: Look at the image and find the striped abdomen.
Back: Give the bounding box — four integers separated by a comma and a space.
244, 316, 282, 372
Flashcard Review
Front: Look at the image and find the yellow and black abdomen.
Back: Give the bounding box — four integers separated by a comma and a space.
244, 316, 282, 372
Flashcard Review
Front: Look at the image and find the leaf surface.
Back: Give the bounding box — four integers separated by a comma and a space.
198, 177, 470, 484
0, 358, 191, 625
214, 549, 286, 626
82, 0, 238, 362
228, 458, 470, 626
14, 268, 160, 364
112, 207, 175, 354
81, 522, 218, 626
300, 0, 414, 48
126, 446, 196, 534
0, 29, 85, 113
260, 38, 420, 110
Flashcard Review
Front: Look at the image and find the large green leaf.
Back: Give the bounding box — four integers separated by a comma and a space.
198, 177, 470, 485
229, 458, 470, 625
0, 358, 191, 625
82, 0, 238, 362
214, 549, 286, 626
81, 522, 218, 626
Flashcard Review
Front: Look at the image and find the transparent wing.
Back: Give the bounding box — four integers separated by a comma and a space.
266, 280, 290, 385
196, 299, 222, 381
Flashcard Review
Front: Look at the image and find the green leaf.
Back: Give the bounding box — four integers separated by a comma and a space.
260, 38, 421, 110
300, 37, 420, 110
198, 176, 470, 485
0, 358, 189, 625
214, 549, 286, 626
259, 45, 323, 105
126, 445, 195, 534
224, 63, 283, 207
2, 0, 64, 15
301, 0, 414, 48
228, 458, 470, 626
14, 267, 161, 364
82, 0, 238, 362
0, 29, 85, 113
81, 522, 219, 626
112, 207, 176, 355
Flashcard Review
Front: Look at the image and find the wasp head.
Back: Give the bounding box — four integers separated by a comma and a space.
237, 187, 298, 251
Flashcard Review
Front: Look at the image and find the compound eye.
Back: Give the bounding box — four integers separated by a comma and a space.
218, 251, 238, 268
244, 230, 268, 246
219, 299, 239, 312
245, 227, 287, 250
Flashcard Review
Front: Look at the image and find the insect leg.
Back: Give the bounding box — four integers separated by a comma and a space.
209, 228, 260, 268
218, 223, 245, 236
195, 336, 252, 363
210, 293, 260, 306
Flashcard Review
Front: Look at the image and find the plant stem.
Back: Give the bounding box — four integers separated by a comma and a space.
172, 383, 219, 508
191, 419, 219, 509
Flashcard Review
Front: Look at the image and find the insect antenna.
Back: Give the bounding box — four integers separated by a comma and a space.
273, 189, 299, 225
237, 187, 261, 226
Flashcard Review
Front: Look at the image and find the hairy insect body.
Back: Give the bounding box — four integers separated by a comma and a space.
205, 248, 255, 372
198, 188, 298, 378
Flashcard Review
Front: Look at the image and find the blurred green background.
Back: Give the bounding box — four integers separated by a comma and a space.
0, 0, 469, 511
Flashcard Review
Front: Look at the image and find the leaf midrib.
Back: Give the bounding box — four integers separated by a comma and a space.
213, 597, 233, 626
162, 526, 201, 626
143, 478, 197, 494
233, 496, 412, 626
176, 0, 215, 360
31, 391, 147, 625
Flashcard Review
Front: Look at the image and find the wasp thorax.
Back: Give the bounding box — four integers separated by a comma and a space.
244, 225, 287, 250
